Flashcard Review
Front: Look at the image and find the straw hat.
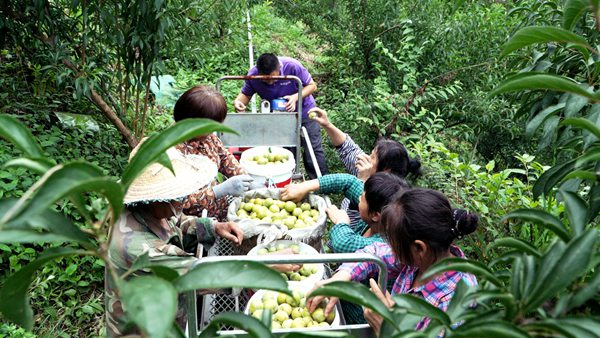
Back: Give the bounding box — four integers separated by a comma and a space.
124, 143, 217, 205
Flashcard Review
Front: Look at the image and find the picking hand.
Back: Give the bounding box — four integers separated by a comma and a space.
307, 107, 331, 127
283, 94, 298, 112
364, 278, 395, 336
214, 222, 244, 245
356, 154, 374, 181
279, 183, 309, 203
234, 100, 247, 112
267, 248, 302, 272
326, 205, 350, 225
306, 280, 339, 317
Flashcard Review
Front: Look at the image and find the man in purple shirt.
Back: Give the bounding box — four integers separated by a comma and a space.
233, 53, 328, 179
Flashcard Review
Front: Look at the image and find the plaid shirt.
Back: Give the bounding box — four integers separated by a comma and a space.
335, 135, 366, 229
318, 174, 384, 253
338, 242, 478, 331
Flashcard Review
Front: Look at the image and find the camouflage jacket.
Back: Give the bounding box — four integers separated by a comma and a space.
105, 210, 216, 337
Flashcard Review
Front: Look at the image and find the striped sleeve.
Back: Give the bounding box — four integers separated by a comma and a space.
336, 135, 366, 176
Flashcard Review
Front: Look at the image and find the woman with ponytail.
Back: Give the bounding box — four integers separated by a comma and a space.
307, 188, 478, 335
306, 107, 421, 229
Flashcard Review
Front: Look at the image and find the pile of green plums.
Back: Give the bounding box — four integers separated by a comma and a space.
237, 198, 320, 229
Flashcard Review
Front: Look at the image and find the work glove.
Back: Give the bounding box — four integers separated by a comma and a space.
212, 175, 255, 198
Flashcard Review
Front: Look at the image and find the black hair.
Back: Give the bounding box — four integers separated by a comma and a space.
173, 85, 227, 123
256, 53, 280, 75
374, 139, 422, 178
364, 172, 410, 214
382, 188, 478, 266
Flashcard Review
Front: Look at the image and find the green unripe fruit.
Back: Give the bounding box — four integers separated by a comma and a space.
291, 318, 305, 328
291, 307, 303, 319
278, 303, 293, 315
274, 310, 289, 322
284, 201, 296, 212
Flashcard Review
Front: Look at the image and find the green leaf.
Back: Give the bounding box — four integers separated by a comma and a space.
488, 237, 540, 257
174, 261, 289, 294
559, 189, 589, 235
489, 73, 595, 101
0, 199, 93, 247
502, 209, 571, 242
465, 290, 517, 321
420, 258, 502, 287
562, 117, 600, 140
0, 115, 44, 157
588, 184, 600, 221
524, 317, 600, 338
0, 162, 123, 228
0, 248, 84, 329
128, 251, 150, 274
563, 0, 592, 30
533, 158, 577, 198
121, 276, 177, 338
500, 26, 591, 58
526, 103, 565, 135
575, 147, 600, 167
562, 170, 598, 181
567, 267, 600, 310
392, 294, 451, 326
525, 229, 598, 311
200, 312, 272, 338
283, 332, 351, 337
3, 157, 54, 174
148, 266, 180, 282
121, 118, 236, 187
538, 115, 560, 150
445, 281, 475, 321
308, 281, 396, 327
450, 321, 530, 338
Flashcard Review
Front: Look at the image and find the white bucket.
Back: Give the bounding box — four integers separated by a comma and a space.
240, 146, 295, 188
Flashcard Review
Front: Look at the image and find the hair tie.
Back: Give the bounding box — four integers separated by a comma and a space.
451, 209, 467, 239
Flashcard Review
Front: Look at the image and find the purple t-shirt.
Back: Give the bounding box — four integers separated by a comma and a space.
241, 57, 316, 118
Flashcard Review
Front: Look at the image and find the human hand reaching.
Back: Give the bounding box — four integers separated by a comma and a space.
212, 175, 255, 198
214, 222, 244, 245
326, 205, 350, 225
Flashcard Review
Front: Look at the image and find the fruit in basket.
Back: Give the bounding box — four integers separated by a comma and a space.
291, 318, 305, 328
278, 303, 293, 315
236, 197, 321, 230
274, 309, 289, 322
255, 243, 320, 281
249, 151, 290, 165
253, 289, 335, 330
311, 308, 326, 322
252, 309, 263, 319
249, 300, 263, 313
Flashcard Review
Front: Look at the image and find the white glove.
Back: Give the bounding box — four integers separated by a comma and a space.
212, 175, 255, 198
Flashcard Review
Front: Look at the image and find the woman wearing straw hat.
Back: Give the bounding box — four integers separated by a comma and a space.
105, 146, 244, 337
174, 85, 261, 221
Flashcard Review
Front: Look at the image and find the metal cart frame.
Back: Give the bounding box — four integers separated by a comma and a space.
186, 251, 386, 337
215, 75, 304, 173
